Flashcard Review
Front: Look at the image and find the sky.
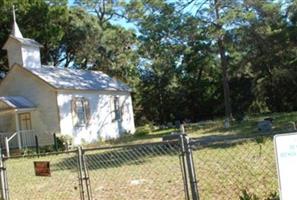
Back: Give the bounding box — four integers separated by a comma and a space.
67, 0, 138, 32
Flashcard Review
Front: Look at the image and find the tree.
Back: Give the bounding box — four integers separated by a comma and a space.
0, 0, 68, 72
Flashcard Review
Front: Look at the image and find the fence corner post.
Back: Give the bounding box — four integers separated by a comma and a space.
181, 134, 200, 200
77, 146, 85, 200
4, 138, 9, 158
0, 148, 9, 200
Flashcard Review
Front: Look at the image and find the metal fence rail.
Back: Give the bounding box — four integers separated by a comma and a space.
190, 138, 278, 200
83, 141, 186, 200
0, 134, 280, 200
5, 151, 80, 200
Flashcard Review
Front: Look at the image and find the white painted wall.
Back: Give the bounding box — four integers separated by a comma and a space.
0, 66, 58, 146
0, 111, 15, 133
6, 40, 23, 69
21, 45, 41, 69
57, 90, 135, 145
4, 39, 41, 69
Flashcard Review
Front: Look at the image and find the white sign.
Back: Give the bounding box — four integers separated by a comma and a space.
274, 132, 297, 200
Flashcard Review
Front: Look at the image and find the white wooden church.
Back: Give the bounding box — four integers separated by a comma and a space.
0, 12, 135, 149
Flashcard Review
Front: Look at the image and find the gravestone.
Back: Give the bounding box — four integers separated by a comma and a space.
257, 119, 272, 132
285, 121, 296, 132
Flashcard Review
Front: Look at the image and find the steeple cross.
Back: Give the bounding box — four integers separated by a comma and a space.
12, 5, 16, 23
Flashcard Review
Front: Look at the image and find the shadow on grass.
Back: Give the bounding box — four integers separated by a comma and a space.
54, 142, 181, 171
102, 128, 176, 145
190, 132, 275, 151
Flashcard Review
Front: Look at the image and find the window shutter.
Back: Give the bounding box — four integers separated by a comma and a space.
84, 98, 91, 124
71, 97, 78, 126
110, 96, 115, 121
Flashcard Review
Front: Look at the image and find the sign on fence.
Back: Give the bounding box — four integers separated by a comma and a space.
274, 132, 297, 200
34, 161, 51, 177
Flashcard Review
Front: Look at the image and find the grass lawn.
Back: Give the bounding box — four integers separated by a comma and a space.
98, 111, 297, 146
5, 112, 296, 199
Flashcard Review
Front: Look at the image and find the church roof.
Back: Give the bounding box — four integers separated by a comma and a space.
12, 20, 23, 38
24, 65, 131, 92
2, 7, 42, 50
2, 36, 43, 50
0, 96, 35, 109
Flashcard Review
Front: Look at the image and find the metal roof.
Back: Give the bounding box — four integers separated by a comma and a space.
0, 96, 35, 109
15, 37, 43, 48
25, 65, 131, 92
2, 36, 43, 50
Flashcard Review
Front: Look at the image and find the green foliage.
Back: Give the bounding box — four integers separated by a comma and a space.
265, 192, 279, 200
0, 0, 297, 125
39, 145, 54, 153
21, 148, 35, 156
239, 190, 279, 200
239, 190, 259, 200
135, 124, 152, 136
56, 134, 73, 150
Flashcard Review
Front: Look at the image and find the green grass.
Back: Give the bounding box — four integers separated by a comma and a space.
6, 138, 278, 199
6, 112, 296, 199
193, 139, 278, 199
86, 112, 297, 148
187, 112, 297, 138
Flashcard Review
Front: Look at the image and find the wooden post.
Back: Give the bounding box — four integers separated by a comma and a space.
17, 131, 21, 150
15, 113, 22, 150
35, 135, 39, 155
4, 138, 9, 158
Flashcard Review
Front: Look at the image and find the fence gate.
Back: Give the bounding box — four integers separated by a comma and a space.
82, 137, 199, 200
0, 135, 200, 200
0, 150, 83, 200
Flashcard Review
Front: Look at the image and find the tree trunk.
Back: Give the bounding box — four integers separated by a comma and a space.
214, 0, 232, 124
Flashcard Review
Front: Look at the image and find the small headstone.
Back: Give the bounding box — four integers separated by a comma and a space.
180, 124, 185, 134
286, 121, 296, 131
175, 121, 181, 129
224, 119, 230, 128
257, 120, 272, 132
167, 122, 174, 128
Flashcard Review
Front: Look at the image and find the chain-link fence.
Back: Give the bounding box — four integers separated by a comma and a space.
190, 137, 278, 200
0, 135, 280, 200
83, 141, 186, 200
5, 151, 80, 200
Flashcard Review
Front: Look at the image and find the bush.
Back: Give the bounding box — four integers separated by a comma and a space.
239, 190, 259, 200
239, 190, 279, 200
39, 145, 54, 153
135, 124, 152, 136
55, 134, 73, 151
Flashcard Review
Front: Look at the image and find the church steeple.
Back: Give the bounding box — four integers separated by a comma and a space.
2, 5, 42, 69
11, 5, 23, 38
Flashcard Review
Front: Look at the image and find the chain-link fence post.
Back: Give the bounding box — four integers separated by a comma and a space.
77, 146, 92, 200
77, 146, 86, 200
179, 134, 190, 200
0, 148, 9, 200
81, 148, 92, 200
180, 134, 200, 200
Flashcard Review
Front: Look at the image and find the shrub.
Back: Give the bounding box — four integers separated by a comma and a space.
39, 145, 54, 153
239, 190, 279, 200
55, 134, 73, 151
239, 190, 259, 200
135, 124, 152, 136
